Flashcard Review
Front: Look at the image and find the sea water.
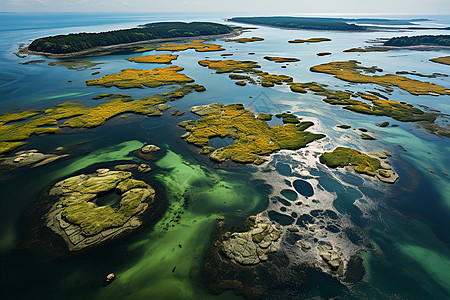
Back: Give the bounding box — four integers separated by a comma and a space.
0, 12, 449, 299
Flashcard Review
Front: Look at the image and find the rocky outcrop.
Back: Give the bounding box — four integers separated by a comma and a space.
317, 242, 343, 271
46, 168, 155, 251
141, 144, 160, 154
221, 214, 283, 265
0, 149, 69, 169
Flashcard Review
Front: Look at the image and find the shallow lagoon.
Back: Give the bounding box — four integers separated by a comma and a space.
0, 12, 449, 299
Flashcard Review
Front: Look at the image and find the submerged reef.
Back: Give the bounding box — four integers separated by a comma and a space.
0, 84, 204, 155
155, 39, 225, 52
288, 38, 331, 43
263, 56, 300, 63
430, 56, 450, 66
179, 103, 324, 164
126, 54, 178, 64
310, 60, 450, 96
48, 60, 102, 71
46, 168, 155, 250
85, 65, 194, 89
223, 37, 264, 43
320, 147, 398, 183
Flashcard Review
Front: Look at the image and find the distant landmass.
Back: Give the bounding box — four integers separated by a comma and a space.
384, 35, 450, 47
229, 17, 365, 31
228, 16, 433, 31
28, 22, 234, 54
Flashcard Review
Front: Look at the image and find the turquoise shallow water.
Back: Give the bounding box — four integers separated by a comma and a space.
0, 12, 449, 299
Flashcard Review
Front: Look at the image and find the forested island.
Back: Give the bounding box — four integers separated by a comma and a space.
384, 35, 450, 47
27, 22, 235, 54
228, 17, 365, 31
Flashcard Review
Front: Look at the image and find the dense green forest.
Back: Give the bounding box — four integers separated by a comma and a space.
28, 22, 234, 54
384, 35, 450, 47
229, 17, 365, 31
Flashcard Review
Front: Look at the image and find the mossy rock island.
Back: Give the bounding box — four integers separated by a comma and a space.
179, 103, 325, 165
319, 147, 398, 183
85, 65, 194, 89
263, 56, 300, 63
45, 168, 155, 251
126, 54, 178, 64
289, 38, 331, 43
310, 60, 450, 96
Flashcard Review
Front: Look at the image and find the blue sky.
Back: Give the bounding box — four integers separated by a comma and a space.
1, 0, 449, 14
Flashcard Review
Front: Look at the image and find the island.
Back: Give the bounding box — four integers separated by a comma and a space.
228, 17, 447, 32
178, 103, 325, 164
26, 22, 236, 56
223, 37, 264, 43
319, 147, 398, 183
310, 60, 450, 96
228, 17, 365, 31
384, 35, 450, 47
0, 85, 205, 155
263, 56, 300, 63
430, 56, 450, 65
288, 38, 331, 43
85, 65, 194, 89
126, 54, 178, 64
45, 168, 155, 251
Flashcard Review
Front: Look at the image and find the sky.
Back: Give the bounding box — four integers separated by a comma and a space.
1, 0, 450, 15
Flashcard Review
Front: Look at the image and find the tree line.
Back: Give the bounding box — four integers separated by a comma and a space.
384, 35, 450, 47
28, 22, 234, 54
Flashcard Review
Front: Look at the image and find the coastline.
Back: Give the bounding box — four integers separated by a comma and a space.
19, 28, 244, 59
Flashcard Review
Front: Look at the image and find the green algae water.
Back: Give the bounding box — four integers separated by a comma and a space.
0, 12, 450, 300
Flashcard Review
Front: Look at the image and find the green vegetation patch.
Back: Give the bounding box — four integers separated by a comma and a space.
179, 103, 324, 164
430, 56, 450, 66
126, 54, 178, 64
223, 37, 264, 43
85, 65, 195, 89
263, 56, 300, 63
0, 84, 204, 155
319, 147, 381, 176
310, 60, 450, 96
199, 59, 293, 87
288, 38, 331, 43
48, 60, 102, 71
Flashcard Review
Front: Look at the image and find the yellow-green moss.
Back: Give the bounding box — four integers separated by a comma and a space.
0, 84, 204, 155
179, 103, 324, 164
223, 37, 264, 43
155, 39, 225, 52
430, 56, 450, 66
85, 65, 194, 89
199, 59, 293, 86
126, 54, 178, 64
319, 147, 381, 176
310, 60, 450, 96
263, 56, 300, 63
288, 38, 331, 43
